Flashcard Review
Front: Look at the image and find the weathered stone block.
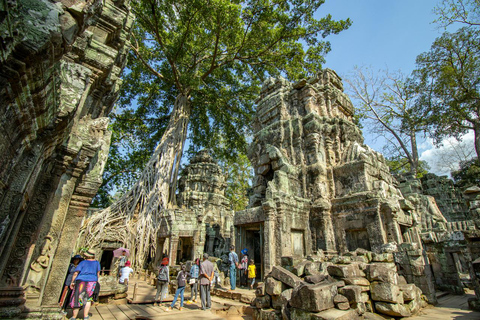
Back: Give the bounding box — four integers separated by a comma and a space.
372, 253, 394, 262
375, 302, 411, 317
398, 283, 421, 301
291, 308, 316, 320
344, 277, 370, 287
265, 277, 283, 296
366, 263, 398, 284
255, 295, 272, 309
290, 282, 337, 312
305, 274, 327, 284
271, 288, 292, 310
312, 308, 361, 320
305, 261, 320, 276
256, 282, 266, 297
338, 285, 362, 304
370, 282, 404, 304
255, 308, 281, 320
327, 264, 365, 279
270, 266, 303, 288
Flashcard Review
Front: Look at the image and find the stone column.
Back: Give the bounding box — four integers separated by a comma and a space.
169, 236, 179, 266
262, 206, 276, 274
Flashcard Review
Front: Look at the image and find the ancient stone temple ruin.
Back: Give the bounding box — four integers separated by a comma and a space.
155, 150, 234, 266
0, 0, 132, 317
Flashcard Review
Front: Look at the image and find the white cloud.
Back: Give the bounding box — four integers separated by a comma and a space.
420, 132, 476, 177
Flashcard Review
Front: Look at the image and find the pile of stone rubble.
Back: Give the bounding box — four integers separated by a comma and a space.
253, 249, 427, 319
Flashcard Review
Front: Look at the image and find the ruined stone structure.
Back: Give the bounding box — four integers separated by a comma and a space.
235, 70, 431, 287
0, 0, 132, 318
421, 173, 470, 221
155, 150, 234, 266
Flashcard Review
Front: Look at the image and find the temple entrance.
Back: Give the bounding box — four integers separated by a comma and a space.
237, 223, 264, 279
100, 249, 114, 275
345, 228, 371, 251
177, 237, 194, 264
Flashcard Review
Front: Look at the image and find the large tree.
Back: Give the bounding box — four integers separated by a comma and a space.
412, 27, 480, 162
85, 0, 351, 266
345, 67, 425, 176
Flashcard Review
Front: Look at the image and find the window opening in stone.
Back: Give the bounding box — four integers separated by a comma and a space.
345, 229, 371, 251
177, 237, 194, 264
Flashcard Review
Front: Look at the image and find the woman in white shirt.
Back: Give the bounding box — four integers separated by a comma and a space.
119, 261, 134, 286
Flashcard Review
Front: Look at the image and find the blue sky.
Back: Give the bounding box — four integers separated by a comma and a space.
316, 0, 473, 176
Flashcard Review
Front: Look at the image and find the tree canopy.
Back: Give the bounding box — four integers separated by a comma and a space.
434, 0, 480, 28
345, 67, 425, 176
412, 27, 480, 162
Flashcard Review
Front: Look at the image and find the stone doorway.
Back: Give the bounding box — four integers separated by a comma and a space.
177, 237, 194, 264
245, 228, 263, 280
100, 249, 114, 275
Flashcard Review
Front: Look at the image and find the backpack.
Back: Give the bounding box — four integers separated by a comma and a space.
158, 266, 168, 281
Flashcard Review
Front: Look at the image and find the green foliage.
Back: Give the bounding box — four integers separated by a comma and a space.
386, 157, 430, 179
452, 158, 480, 188
433, 0, 480, 28
96, 0, 351, 204
412, 27, 480, 159
221, 153, 253, 211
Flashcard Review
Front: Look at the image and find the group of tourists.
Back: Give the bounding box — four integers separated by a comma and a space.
155, 252, 215, 311
229, 245, 256, 290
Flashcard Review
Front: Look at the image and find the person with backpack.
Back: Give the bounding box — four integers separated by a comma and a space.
165, 264, 190, 311
155, 256, 169, 307
228, 245, 239, 291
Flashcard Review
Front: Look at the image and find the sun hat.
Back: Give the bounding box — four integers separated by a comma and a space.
73, 254, 83, 259
241, 249, 248, 255
125, 261, 131, 267
83, 249, 96, 258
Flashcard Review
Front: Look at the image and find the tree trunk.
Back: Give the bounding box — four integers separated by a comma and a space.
474, 121, 480, 163
409, 129, 419, 177
83, 92, 192, 269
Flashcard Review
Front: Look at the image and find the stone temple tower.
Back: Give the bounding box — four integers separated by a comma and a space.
235, 70, 430, 285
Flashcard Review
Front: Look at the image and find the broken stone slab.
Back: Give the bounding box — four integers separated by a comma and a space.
344, 277, 370, 287
364, 312, 391, 320
336, 302, 350, 310
305, 273, 327, 284
271, 288, 292, 310
291, 308, 317, 320
327, 264, 365, 279
255, 308, 281, 320
254, 294, 272, 309
305, 261, 320, 276
290, 282, 338, 312
375, 302, 411, 317
407, 298, 421, 314
372, 253, 394, 262
338, 285, 363, 304
370, 282, 404, 304
265, 277, 283, 296
398, 283, 421, 301
372, 242, 398, 254
256, 282, 266, 297
312, 308, 361, 320
270, 266, 303, 288
292, 260, 309, 277
366, 263, 398, 284
334, 294, 350, 310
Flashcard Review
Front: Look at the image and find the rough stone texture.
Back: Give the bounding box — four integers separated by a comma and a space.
312, 309, 361, 320
269, 266, 303, 288
366, 263, 398, 284
290, 282, 337, 312
338, 285, 363, 304
265, 277, 283, 296
327, 264, 365, 279
375, 301, 411, 317
370, 282, 404, 304
0, 0, 132, 316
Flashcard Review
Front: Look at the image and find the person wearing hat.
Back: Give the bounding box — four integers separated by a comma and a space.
59, 254, 83, 313
239, 249, 248, 288
69, 249, 101, 320
119, 261, 134, 286
154, 254, 170, 307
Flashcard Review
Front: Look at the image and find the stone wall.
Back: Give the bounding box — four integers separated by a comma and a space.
0, 0, 132, 317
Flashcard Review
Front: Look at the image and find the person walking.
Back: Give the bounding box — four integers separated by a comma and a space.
118, 261, 133, 286
59, 254, 82, 313
239, 249, 248, 288
165, 264, 189, 311
228, 245, 238, 291
155, 256, 170, 307
247, 259, 256, 289
188, 258, 200, 302
199, 253, 214, 311
69, 249, 100, 320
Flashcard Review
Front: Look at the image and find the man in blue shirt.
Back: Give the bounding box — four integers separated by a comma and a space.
228, 245, 238, 291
